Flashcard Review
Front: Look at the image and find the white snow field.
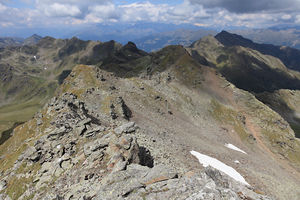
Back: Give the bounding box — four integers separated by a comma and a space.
190, 150, 250, 186
225, 143, 247, 154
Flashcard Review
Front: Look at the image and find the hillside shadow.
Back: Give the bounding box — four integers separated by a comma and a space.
0, 122, 24, 145
256, 95, 300, 139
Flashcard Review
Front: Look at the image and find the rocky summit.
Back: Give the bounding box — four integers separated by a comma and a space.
0, 32, 300, 200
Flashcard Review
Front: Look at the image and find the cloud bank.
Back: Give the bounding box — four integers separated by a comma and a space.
0, 0, 300, 33
189, 0, 300, 13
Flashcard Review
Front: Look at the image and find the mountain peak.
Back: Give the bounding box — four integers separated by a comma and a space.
215, 30, 254, 47
117, 41, 148, 61
215, 30, 300, 71
24, 34, 42, 45
28, 34, 42, 39
190, 35, 223, 50
122, 41, 139, 51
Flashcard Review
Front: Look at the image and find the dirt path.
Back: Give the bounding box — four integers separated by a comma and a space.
244, 116, 274, 156
206, 68, 300, 178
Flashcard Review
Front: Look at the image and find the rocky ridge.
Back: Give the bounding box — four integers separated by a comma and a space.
187, 35, 300, 93
0, 37, 146, 143
215, 31, 300, 72
0, 83, 272, 200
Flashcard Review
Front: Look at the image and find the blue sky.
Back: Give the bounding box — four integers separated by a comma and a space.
1, 0, 300, 37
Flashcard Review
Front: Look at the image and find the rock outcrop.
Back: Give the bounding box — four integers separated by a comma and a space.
0, 91, 272, 200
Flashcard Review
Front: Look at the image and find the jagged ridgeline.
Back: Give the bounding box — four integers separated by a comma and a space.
0, 34, 300, 199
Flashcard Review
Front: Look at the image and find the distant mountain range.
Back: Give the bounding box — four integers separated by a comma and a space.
0, 34, 42, 48
233, 29, 300, 49
3, 28, 300, 53
133, 28, 300, 52
133, 29, 216, 52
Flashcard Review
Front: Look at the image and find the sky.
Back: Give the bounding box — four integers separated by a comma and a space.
1, 0, 300, 37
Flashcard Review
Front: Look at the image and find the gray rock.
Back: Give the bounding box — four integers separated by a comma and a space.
24, 146, 41, 162
0, 194, 11, 200
205, 167, 230, 188
84, 126, 105, 138
112, 160, 127, 172
47, 126, 69, 141
83, 137, 109, 156
140, 164, 178, 185
36, 118, 43, 126
0, 180, 7, 191
39, 162, 54, 175
77, 118, 92, 127
114, 122, 136, 135
61, 159, 73, 170
74, 125, 86, 135
117, 135, 133, 150
87, 150, 104, 163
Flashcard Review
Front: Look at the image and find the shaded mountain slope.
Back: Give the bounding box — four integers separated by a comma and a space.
0, 35, 42, 48
0, 43, 300, 199
216, 30, 300, 72
187, 35, 300, 138
187, 36, 300, 93
256, 89, 300, 138
0, 37, 24, 48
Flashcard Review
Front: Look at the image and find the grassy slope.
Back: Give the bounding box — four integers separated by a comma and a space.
0, 80, 57, 141
0, 38, 101, 139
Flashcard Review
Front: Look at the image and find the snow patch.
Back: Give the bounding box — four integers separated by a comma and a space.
190, 150, 250, 186
234, 160, 240, 164
225, 143, 247, 154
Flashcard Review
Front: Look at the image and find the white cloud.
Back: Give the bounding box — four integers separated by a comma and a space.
0, 3, 7, 12
85, 3, 119, 23
43, 3, 81, 17
0, 0, 299, 32
282, 14, 292, 20
35, 0, 111, 18
120, 2, 167, 22
83, 1, 208, 24
188, 0, 300, 13
224, 15, 233, 22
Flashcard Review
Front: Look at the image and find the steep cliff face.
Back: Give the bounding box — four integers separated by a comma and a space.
0, 42, 300, 199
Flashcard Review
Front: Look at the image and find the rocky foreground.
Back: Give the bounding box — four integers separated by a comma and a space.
0, 92, 271, 200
